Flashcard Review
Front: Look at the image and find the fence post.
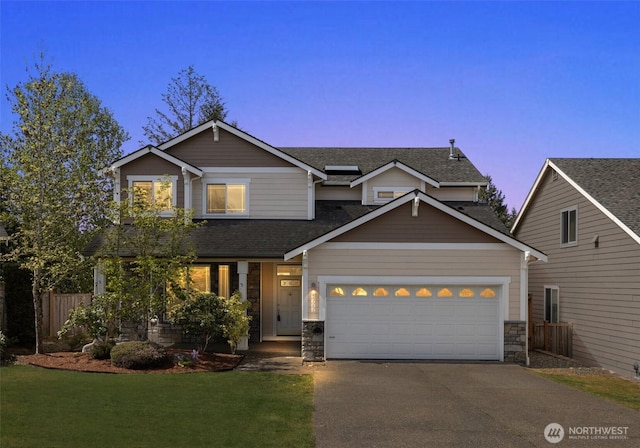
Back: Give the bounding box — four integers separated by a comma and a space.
544, 321, 549, 352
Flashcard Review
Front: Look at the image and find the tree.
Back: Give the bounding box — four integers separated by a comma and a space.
142, 65, 235, 145
93, 181, 201, 340
479, 174, 518, 229
1, 55, 128, 353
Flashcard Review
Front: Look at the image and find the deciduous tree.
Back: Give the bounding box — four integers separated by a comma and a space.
93, 181, 201, 340
1, 55, 128, 353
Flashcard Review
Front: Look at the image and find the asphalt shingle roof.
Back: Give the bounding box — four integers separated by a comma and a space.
83, 200, 509, 259
551, 158, 640, 237
279, 147, 487, 184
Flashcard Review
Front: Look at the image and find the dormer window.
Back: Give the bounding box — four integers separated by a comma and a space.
373, 187, 413, 203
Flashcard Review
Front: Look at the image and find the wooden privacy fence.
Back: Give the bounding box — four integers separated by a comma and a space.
43, 292, 92, 337
532, 322, 573, 357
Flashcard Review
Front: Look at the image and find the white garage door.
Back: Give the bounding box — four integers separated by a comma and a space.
326, 284, 501, 360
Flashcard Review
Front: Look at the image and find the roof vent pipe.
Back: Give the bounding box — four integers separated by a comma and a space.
449, 139, 455, 159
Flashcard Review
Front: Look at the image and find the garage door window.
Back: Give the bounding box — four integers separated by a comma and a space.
328, 285, 497, 300
459, 288, 475, 297
480, 288, 496, 298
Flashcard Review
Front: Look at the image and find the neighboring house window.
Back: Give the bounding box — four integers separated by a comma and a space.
373, 187, 413, 203
127, 176, 177, 211
560, 206, 577, 246
544, 286, 559, 323
204, 180, 249, 215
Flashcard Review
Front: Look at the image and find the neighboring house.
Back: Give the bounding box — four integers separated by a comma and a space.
512, 158, 640, 377
86, 120, 547, 362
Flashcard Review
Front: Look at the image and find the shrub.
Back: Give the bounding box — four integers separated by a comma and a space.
90, 340, 116, 360
58, 294, 120, 342
0, 331, 15, 366
221, 292, 251, 354
110, 341, 169, 369
169, 292, 225, 352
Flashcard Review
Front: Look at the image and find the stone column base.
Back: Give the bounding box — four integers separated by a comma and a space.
302, 321, 324, 362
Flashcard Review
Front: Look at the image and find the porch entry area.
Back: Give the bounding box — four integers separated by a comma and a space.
261, 263, 303, 340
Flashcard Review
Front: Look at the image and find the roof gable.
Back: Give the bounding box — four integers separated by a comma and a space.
331, 201, 499, 244
159, 120, 326, 179
512, 158, 640, 244
108, 146, 203, 176
350, 160, 440, 188
285, 190, 547, 260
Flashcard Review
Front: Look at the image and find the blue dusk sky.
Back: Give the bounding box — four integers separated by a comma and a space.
1, 1, 639, 210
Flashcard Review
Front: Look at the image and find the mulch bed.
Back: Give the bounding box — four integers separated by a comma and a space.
15, 349, 243, 374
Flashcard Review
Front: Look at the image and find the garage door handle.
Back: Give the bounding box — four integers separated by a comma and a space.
328, 336, 335, 339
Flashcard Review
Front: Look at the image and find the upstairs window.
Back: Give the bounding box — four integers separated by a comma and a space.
204, 180, 248, 215
373, 187, 413, 203
128, 176, 176, 211
561, 206, 578, 246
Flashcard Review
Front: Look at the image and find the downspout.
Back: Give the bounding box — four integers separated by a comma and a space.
521, 251, 531, 366
181, 167, 189, 219
307, 171, 323, 220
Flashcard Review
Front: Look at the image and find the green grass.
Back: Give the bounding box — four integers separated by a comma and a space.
536, 372, 640, 411
1, 365, 314, 448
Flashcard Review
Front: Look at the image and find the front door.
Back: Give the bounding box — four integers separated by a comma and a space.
277, 277, 302, 336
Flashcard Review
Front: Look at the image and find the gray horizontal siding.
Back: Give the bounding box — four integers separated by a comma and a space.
516, 169, 640, 376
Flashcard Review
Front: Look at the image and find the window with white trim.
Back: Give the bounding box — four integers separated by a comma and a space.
203, 180, 249, 215
373, 187, 413, 203
544, 286, 559, 323
127, 175, 177, 211
560, 206, 577, 246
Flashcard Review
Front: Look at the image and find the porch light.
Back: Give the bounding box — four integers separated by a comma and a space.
309, 282, 319, 320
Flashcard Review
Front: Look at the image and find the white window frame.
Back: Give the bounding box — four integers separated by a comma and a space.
127, 175, 178, 213
560, 205, 578, 247
544, 285, 560, 323
202, 178, 250, 217
372, 187, 414, 204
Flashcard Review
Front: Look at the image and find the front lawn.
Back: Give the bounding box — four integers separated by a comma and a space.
1, 366, 314, 448
536, 372, 640, 411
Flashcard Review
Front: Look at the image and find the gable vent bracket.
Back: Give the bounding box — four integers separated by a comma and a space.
212, 123, 219, 142
412, 196, 420, 217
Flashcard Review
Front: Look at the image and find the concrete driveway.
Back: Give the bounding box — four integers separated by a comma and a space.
314, 361, 639, 447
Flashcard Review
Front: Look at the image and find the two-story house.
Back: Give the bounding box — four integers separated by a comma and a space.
86, 120, 546, 362
512, 158, 640, 377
